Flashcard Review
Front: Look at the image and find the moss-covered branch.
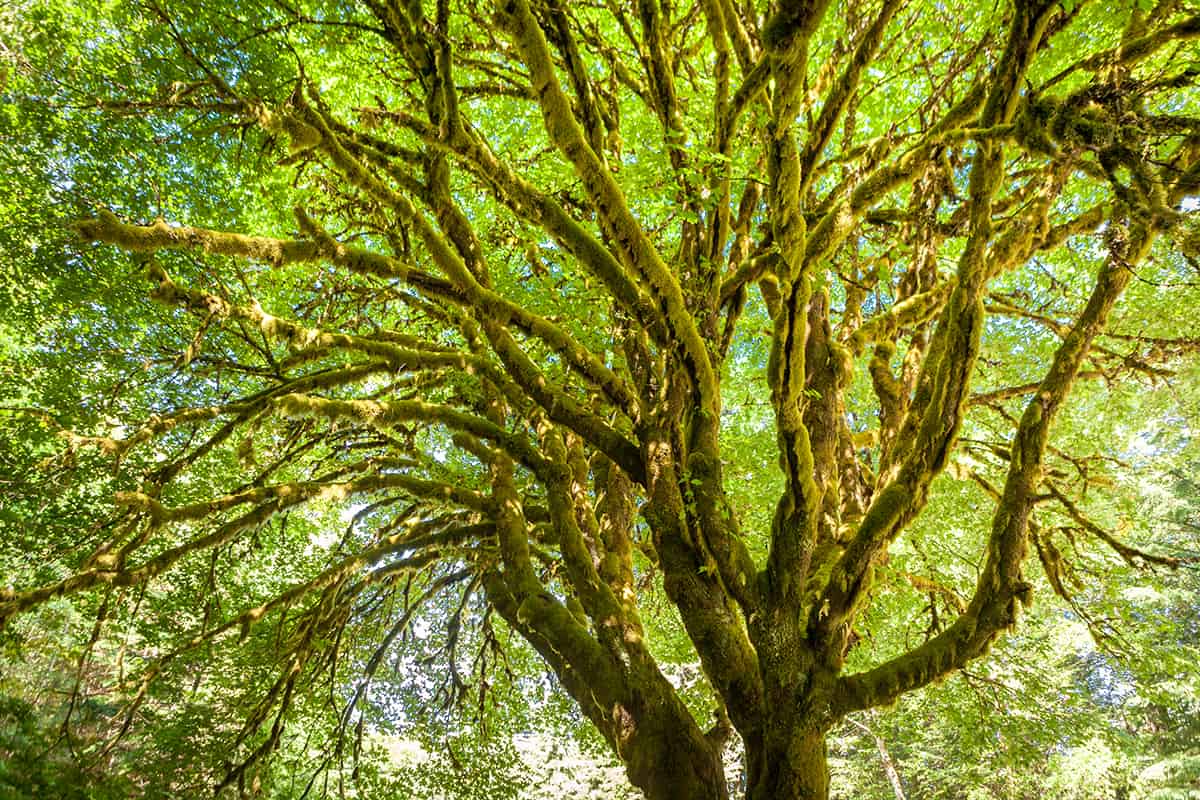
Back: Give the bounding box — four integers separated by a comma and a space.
75, 209, 395, 277
498, 0, 719, 411
846, 282, 955, 356
812, 0, 1058, 654
835, 217, 1150, 714
268, 392, 552, 477
798, 0, 902, 194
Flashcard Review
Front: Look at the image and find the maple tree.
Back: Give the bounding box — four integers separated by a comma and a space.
3, 0, 1200, 797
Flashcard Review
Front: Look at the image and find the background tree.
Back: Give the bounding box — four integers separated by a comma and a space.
2, 0, 1200, 798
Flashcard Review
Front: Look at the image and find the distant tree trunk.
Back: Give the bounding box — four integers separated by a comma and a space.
877, 736, 906, 799
850, 716, 907, 800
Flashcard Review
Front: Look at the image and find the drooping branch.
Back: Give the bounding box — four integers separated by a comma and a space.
0, 470, 475, 627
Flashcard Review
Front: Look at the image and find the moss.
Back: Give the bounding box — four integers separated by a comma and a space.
80, 209, 303, 266
500, 0, 720, 413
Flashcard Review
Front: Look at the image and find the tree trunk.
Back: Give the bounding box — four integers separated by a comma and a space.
623, 724, 728, 800
746, 728, 831, 800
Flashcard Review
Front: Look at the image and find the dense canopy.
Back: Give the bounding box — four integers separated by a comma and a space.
2, 0, 1200, 798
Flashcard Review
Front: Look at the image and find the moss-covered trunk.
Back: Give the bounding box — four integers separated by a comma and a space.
616, 670, 731, 800
625, 728, 729, 800
746, 727, 831, 800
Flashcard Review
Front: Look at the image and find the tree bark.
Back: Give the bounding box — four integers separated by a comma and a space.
746, 727, 831, 800
625, 727, 729, 800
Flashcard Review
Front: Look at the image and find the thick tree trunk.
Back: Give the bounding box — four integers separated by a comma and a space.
746, 728, 831, 800
625, 734, 729, 800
